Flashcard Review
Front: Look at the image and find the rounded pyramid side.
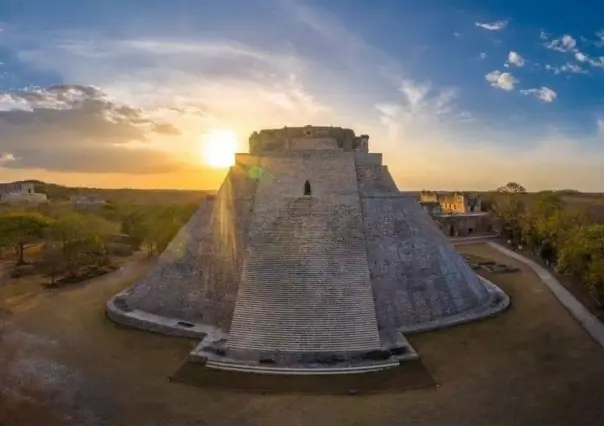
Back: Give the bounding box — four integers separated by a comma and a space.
358, 173, 509, 333
110, 159, 259, 331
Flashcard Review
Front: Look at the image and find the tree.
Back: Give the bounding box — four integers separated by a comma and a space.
491, 195, 526, 244
497, 182, 527, 194
0, 213, 52, 265
120, 208, 151, 248
38, 241, 66, 286
556, 223, 604, 303
46, 212, 113, 274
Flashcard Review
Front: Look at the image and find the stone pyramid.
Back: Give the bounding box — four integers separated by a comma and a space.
107, 126, 509, 375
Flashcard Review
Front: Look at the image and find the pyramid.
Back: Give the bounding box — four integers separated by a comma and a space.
107, 126, 509, 375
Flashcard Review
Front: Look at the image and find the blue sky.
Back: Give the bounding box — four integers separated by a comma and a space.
0, 0, 603, 190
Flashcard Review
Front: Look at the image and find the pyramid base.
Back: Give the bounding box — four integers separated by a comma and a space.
169, 357, 437, 394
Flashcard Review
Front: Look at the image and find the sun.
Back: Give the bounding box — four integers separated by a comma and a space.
201, 129, 238, 168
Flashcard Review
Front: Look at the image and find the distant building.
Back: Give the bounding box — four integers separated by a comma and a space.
419, 191, 482, 214
0, 182, 49, 204
419, 191, 492, 237
70, 195, 106, 209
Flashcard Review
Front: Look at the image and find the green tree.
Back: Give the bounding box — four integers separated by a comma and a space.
120, 208, 152, 248
47, 213, 113, 273
0, 213, 52, 265
497, 181, 527, 194
558, 223, 604, 305
491, 195, 526, 244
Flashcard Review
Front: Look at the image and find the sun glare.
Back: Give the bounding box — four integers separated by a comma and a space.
201, 129, 238, 168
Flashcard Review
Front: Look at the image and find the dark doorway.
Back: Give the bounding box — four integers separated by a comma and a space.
468, 227, 474, 235
449, 224, 455, 237
304, 180, 312, 196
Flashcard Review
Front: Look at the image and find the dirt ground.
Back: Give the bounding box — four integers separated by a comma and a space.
3, 243, 604, 426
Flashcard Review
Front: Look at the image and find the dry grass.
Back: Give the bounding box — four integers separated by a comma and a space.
0, 325, 65, 426
3, 244, 604, 425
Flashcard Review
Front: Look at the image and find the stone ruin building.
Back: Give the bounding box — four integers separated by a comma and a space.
419, 191, 492, 237
107, 125, 509, 379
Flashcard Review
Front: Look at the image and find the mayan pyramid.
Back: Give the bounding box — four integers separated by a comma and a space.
107, 126, 509, 375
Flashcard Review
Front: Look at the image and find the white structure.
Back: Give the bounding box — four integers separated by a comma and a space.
0, 182, 49, 204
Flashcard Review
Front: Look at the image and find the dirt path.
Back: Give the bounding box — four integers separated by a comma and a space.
3, 243, 604, 425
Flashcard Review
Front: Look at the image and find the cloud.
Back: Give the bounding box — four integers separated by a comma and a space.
0, 85, 192, 173
550, 63, 588, 74
480, 52, 488, 59
545, 34, 577, 52
0, 152, 16, 166
520, 87, 558, 103
485, 70, 518, 91
3, 0, 604, 192
507, 51, 525, 67
575, 52, 588, 62
475, 20, 508, 31
399, 80, 431, 107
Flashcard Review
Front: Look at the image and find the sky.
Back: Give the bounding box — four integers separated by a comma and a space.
1, 0, 604, 191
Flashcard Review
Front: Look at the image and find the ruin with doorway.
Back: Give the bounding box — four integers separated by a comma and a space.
106, 125, 509, 387
419, 191, 493, 237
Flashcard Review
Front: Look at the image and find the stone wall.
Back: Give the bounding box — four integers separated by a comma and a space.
122, 160, 259, 330
249, 126, 368, 153
355, 153, 383, 165
356, 165, 399, 195
361, 195, 492, 331
431, 213, 493, 237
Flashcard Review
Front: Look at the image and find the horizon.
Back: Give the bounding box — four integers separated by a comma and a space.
1, 1, 604, 191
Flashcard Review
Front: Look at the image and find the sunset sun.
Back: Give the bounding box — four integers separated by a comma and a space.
201, 129, 238, 168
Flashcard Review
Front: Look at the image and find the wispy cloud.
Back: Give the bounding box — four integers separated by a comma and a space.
480, 52, 488, 59
475, 20, 508, 31
545, 63, 588, 75
485, 70, 518, 91
520, 87, 558, 103
544, 34, 577, 52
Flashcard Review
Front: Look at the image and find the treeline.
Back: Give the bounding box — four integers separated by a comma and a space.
0, 201, 197, 285
491, 182, 604, 305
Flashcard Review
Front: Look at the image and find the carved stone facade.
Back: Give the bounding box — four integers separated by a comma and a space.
419, 191, 482, 214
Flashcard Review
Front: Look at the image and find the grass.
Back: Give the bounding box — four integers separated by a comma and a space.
2, 243, 604, 425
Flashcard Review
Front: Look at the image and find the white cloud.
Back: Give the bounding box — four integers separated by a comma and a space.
545, 34, 577, 52
0, 152, 16, 165
475, 20, 508, 31
400, 80, 430, 107
507, 51, 525, 67
485, 70, 518, 91
540, 30, 549, 41
520, 87, 558, 103
575, 52, 588, 62
480, 52, 488, 59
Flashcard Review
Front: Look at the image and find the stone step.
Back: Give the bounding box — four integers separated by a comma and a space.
228, 152, 381, 353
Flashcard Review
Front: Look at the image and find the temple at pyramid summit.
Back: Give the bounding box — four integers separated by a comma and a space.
107, 125, 510, 377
